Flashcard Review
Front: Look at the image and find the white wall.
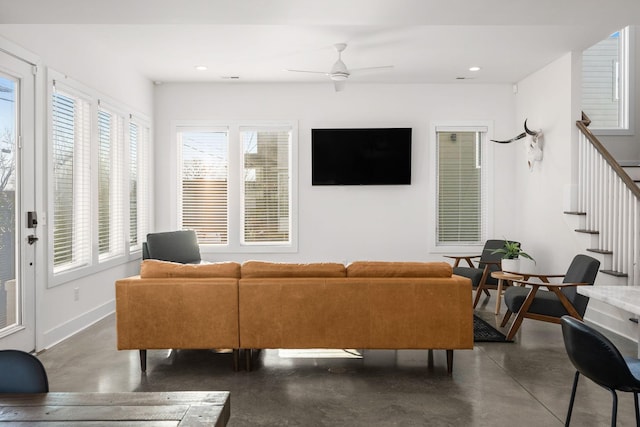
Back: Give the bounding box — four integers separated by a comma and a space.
154, 82, 519, 264
0, 30, 154, 350
0, 25, 153, 114
512, 52, 583, 274
513, 51, 640, 340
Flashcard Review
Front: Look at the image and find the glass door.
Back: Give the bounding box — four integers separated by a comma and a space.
0, 50, 36, 351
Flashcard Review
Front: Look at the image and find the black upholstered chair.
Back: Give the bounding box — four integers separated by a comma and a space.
500, 254, 600, 340
143, 230, 202, 264
561, 316, 640, 426
445, 239, 514, 308
0, 350, 49, 393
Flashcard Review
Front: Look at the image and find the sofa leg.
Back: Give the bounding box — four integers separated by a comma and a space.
232, 349, 240, 372
427, 349, 434, 370
139, 349, 147, 373
446, 350, 453, 375
244, 349, 252, 371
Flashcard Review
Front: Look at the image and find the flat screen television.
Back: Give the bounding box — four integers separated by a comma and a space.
312, 128, 412, 185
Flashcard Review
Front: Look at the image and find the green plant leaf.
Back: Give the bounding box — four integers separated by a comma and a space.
490, 239, 535, 261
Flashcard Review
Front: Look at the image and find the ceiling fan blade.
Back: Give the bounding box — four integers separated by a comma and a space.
285, 69, 328, 75
348, 65, 394, 73
334, 80, 346, 92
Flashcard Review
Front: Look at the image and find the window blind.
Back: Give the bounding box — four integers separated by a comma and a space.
97, 106, 125, 260
180, 130, 229, 244
129, 122, 139, 248
436, 130, 483, 245
136, 123, 150, 249
240, 128, 291, 244
129, 120, 150, 251
51, 88, 91, 272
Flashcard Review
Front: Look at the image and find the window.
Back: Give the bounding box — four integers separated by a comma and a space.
434, 126, 487, 247
179, 129, 229, 245
241, 128, 290, 244
176, 122, 296, 252
48, 72, 151, 285
97, 104, 125, 260
582, 26, 633, 132
129, 119, 150, 253
51, 85, 91, 273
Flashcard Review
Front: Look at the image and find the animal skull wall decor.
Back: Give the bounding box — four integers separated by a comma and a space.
491, 119, 543, 171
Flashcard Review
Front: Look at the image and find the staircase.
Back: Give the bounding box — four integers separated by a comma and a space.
568, 114, 640, 338
620, 162, 640, 188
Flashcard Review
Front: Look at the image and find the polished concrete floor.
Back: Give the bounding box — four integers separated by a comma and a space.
38, 295, 640, 426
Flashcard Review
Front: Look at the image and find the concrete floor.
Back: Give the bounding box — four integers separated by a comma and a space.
38, 296, 640, 426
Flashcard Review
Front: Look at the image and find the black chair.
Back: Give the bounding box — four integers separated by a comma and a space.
500, 254, 600, 340
0, 350, 49, 393
143, 230, 202, 264
561, 316, 640, 426
445, 239, 514, 308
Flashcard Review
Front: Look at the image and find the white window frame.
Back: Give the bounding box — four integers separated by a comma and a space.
48, 79, 92, 279
583, 26, 635, 136
47, 69, 152, 287
128, 116, 151, 258
239, 126, 293, 247
178, 125, 230, 246
96, 101, 126, 262
173, 120, 298, 254
428, 121, 493, 254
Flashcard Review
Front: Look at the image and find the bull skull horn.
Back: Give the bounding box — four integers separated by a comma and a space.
490, 132, 526, 144
524, 119, 538, 137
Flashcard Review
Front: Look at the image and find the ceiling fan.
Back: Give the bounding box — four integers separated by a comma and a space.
286, 43, 393, 92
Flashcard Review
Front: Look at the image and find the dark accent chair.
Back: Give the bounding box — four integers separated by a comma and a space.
445, 239, 514, 308
143, 230, 202, 264
500, 254, 600, 340
561, 316, 640, 426
0, 350, 49, 393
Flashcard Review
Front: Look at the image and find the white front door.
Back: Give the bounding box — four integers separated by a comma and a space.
0, 50, 37, 351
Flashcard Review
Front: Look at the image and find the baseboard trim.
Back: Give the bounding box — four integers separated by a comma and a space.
40, 300, 115, 351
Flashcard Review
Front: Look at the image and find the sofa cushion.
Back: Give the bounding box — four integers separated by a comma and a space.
140, 259, 241, 279
241, 261, 346, 278
346, 261, 452, 278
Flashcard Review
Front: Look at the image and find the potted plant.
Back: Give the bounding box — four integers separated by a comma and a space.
491, 240, 535, 273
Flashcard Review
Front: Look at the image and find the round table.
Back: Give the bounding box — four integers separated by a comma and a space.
490, 271, 524, 315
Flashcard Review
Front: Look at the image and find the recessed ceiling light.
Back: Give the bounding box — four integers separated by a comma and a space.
195, 65, 208, 71
469, 66, 481, 72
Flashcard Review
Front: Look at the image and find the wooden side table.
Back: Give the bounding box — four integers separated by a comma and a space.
490, 271, 524, 315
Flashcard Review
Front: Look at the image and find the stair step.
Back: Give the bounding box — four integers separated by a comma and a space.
564, 211, 586, 216
587, 248, 613, 255
600, 269, 628, 278
575, 229, 599, 234
622, 165, 640, 180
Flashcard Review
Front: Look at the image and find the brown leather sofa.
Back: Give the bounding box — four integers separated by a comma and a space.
115, 259, 473, 374
115, 260, 243, 371
239, 261, 473, 373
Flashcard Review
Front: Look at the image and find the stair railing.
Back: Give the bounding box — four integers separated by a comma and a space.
575, 113, 640, 284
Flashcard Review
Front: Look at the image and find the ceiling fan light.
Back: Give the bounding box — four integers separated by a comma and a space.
330, 72, 349, 81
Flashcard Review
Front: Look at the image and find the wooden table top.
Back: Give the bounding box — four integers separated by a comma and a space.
490, 271, 524, 280
0, 391, 230, 426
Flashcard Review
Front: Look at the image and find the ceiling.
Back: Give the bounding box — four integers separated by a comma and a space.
1, 0, 639, 85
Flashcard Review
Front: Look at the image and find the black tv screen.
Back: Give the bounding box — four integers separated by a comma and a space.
312, 128, 412, 185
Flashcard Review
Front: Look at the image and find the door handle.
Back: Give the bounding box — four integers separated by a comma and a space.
27, 235, 38, 245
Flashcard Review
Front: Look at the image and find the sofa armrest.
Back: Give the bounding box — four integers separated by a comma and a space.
115, 276, 239, 350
